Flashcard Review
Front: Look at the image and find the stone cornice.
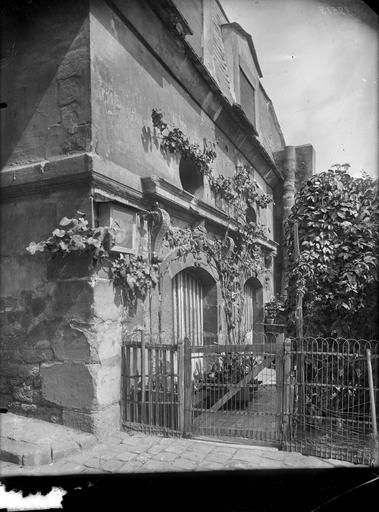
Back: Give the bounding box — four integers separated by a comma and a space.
0, 153, 92, 199
1, 156, 277, 254
145, 0, 193, 38
141, 176, 278, 254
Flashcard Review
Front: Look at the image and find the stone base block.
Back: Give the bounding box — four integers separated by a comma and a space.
0, 413, 97, 466
62, 402, 120, 439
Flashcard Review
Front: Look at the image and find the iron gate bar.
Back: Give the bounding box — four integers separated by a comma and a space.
189, 343, 278, 354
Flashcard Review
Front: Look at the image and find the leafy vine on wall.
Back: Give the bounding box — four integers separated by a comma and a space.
152, 109, 274, 341
152, 109, 273, 216
26, 213, 159, 307
26, 111, 275, 340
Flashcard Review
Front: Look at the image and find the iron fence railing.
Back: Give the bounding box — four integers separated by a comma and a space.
121, 331, 378, 465
122, 331, 182, 435
284, 337, 379, 465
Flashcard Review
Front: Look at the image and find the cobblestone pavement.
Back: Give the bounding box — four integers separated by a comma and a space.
0, 431, 358, 476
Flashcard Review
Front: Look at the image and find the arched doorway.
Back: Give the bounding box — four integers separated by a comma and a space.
172, 267, 217, 346
242, 277, 263, 343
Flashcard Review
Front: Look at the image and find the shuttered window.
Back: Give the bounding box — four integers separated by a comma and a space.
240, 67, 256, 126
173, 270, 204, 346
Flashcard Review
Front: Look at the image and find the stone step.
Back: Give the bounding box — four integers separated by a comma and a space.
0, 413, 97, 467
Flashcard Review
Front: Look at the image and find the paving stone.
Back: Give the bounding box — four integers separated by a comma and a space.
115, 451, 138, 462
204, 451, 234, 463
135, 453, 153, 464
119, 462, 145, 473
140, 461, 173, 472
0, 464, 24, 477
120, 437, 155, 449
234, 450, 269, 463
257, 452, 286, 461
53, 462, 87, 474
82, 456, 102, 469
260, 459, 287, 468
282, 458, 300, 467
225, 461, 252, 470
233, 456, 261, 467
117, 444, 146, 454
196, 461, 225, 471
162, 442, 188, 454
181, 450, 207, 462
100, 459, 125, 473
209, 445, 237, 454
185, 444, 215, 455
151, 451, 177, 462
146, 444, 166, 455
80, 466, 106, 474
172, 458, 197, 471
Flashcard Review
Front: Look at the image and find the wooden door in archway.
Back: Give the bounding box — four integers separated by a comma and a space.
173, 269, 204, 346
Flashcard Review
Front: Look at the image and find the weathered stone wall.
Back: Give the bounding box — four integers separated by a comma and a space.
0, 186, 124, 436
0, 0, 286, 436
89, 0, 275, 227
203, 0, 232, 101
0, 0, 91, 169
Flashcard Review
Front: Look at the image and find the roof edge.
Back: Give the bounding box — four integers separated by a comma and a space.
259, 83, 286, 148
221, 21, 263, 78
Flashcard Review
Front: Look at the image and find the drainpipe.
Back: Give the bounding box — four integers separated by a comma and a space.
281, 146, 296, 297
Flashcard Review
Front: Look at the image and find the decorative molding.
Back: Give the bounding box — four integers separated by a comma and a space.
142, 175, 279, 254
150, 203, 172, 262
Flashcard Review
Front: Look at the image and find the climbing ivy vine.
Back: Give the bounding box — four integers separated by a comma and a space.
152, 109, 274, 341
152, 109, 272, 215
26, 213, 159, 308
165, 222, 266, 342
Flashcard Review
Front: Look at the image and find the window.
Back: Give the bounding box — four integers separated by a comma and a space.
98, 203, 137, 253
239, 67, 256, 126
246, 206, 257, 224
179, 156, 204, 198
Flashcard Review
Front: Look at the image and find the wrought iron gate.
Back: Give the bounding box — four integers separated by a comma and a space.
121, 332, 378, 465
182, 334, 288, 446
122, 331, 289, 446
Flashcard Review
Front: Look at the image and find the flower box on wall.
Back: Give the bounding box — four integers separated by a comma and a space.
98, 203, 137, 254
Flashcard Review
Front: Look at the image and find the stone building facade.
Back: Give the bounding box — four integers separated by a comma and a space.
0, 0, 315, 437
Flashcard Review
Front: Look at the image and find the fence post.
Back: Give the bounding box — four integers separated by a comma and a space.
281, 338, 292, 444
140, 331, 146, 424
367, 349, 379, 467
276, 332, 285, 442
183, 337, 193, 437
276, 331, 293, 447
294, 222, 305, 430
177, 339, 185, 433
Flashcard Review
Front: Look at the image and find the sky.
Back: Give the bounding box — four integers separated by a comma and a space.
221, 0, 378, 177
